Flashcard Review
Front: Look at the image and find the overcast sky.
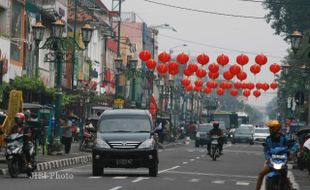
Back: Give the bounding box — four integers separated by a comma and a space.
101, 0, 289, 111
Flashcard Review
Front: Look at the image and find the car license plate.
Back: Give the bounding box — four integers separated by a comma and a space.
116, 159, 132, 165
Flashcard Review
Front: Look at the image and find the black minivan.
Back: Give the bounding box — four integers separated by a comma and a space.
92, 109, 159, 176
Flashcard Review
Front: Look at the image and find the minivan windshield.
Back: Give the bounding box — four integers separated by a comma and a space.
99, 116, 151, 132
198, 124, 213, 132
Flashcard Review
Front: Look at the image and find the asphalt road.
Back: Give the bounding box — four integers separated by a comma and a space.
0, 142, 265, 190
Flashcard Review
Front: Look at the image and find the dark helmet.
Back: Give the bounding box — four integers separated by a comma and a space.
86, 118, 91, 123
213, 121, 220, 128
15, 113, 26, 125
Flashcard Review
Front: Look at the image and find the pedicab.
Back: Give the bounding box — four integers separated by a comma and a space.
0, 111, 8, 151
295, 126, 310, 171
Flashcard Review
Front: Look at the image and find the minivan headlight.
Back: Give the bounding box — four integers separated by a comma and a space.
95, 138, 111, 149
138, 138, 154, 149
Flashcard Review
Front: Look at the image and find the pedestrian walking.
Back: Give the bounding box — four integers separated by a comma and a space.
61, 114, 73, 154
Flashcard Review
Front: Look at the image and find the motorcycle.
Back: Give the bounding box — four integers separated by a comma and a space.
79, 127, 96, 151
265, 146, 291, 190
5, 133, 35, 178
210, 135, 221, 161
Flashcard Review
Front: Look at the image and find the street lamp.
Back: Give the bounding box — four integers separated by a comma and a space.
128, 59, 138, 107
32, 20, 45, 78
168, 44, 187, 55
81, 23, 94, 48
288, 30, 303, 54
38, 17, 93, 154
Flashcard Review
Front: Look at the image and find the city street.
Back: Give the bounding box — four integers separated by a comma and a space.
0, 143, 264, 190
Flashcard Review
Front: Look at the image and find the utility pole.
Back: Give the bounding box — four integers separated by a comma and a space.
72, 0, 78, 89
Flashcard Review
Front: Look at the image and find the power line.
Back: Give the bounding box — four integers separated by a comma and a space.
144, 0, 265, 20
238, 0, 310, 6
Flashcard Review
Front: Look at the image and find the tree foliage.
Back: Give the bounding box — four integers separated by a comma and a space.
263, 0, 310, 36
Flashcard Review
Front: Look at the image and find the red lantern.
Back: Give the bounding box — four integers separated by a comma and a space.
188, 63, 198, 73
241, 82, 248, 89
247, 82, 255, 90
217, 88, 225, 96
223, 71, 234, 81
256, 82, 263, 89
226, 82, 233, 89
236, 54, 249, 66
181, 78, 191, 86
194, 80, 204, 87
255, 54, 268, 66
183, 68, 193, 77
197, 53, 210, 65
194, 86, 202, 92
157, 63, 168, 74
176, 52, 189, 65
269, 63, 281, 74
229, 64, 241, 75
237, 71, 247, 81
204, 87, 212, 94
145, 59, 157, 70
250, 64, 261, 75
139, 50, 151, 61
208, 63, 219, 73
262, 83, 270, 91
158, 52, 171, 63
253, 90, 261, 97
234, 82, 242, 89
186, 85, 193, 92
243, 89, 251, 97
217, 54, 229, 66
270, 82, 278, 90
168, 61, 178, 71
206, 81, 214, 89
212, 81, 218, 88
208, 72, 219, 80
169, 68, 179, 75
220, 81, 227, 89
196, 68, 207, 78
230, 89, 238, 96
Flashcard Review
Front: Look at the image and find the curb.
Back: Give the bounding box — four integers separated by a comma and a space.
0, 155, 92, 176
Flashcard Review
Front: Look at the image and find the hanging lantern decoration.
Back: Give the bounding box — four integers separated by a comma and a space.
269, 63, 281, 74
157, 63, 168, 74
206, 81, 214, 89
237, 71, 247, 81
158, 52, 171, 63
212, 81, 218, 88
262, 83, 270, 91
208, 71, 219, 80
188, 63, 199, 73
217, 88, 225, 96
230, 89, 238, 96
204, 87, 212, 94
186, 85, 193, 92
194, 86, 202, 92
181, 78, 191, 87
176, 52, 189, 65
217, 54, 229, 67
223, 70, 234, 81
229, 64, 241, 75
194, 80, 204, 87
196, 68, 207, 78
220, 81, 227, 89
208, 63, 220, 73
241, 82, 248, 89
247, 82, 255, 90
183, 68, 193, 77
270, 82, 278, 90
250, 64, 261, 75
169, 68, 179, 75
236, 54, 249, 66
226, 82, 233, 89
234, 82, 242, 89
145, 59, 157, 70
139, 50, 151, 61
243, 89, 251, 97
197, 53, 210, 66
168, 61, 178, 71
253, 90, 261, 97
256, 82, 263, 89
255, 53, 268, 66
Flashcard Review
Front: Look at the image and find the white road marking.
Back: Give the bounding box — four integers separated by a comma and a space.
190, 159, 195, 161
158, 150, 163, 153
189, 178, 200, 183
132, 177, 150, 183
236, 181, 250, 186
201, 155, 205, 157
196, 157, 200, 159
109, 186, 122, 190
88, 176, 102, 179
287, 171, 300, 190
158, 166, 180, 174
57, 164, 91, 172
166, 170, 257, 179
182, 162, 188, 164
212, 180, 225, 184
224, 150, 262, 154
113, 176, 128, 180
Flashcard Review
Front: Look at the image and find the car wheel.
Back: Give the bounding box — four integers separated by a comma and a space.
250, 141, 254, 145
92, 162, 103, 176
149, 162, 158, 177
195, 141, 199, 147
231, 140, 235, 144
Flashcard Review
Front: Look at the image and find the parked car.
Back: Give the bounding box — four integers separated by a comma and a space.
253, 127, 269, 143
195, 123, 213, 147
92, 109, 159, 177
239, 124, 255, 133
231, 127, 254, 144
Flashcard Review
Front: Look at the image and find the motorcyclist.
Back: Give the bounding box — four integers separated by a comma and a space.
207, 121, 224, 155
11, 113, 33, 169
255, 120, 292, 190
84, 118, 95, 132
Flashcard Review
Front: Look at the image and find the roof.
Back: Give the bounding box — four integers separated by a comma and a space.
92, 106, 113, 110
23, 103, 42, 109
102, 109, 149, 116
236, 112, 248, 117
